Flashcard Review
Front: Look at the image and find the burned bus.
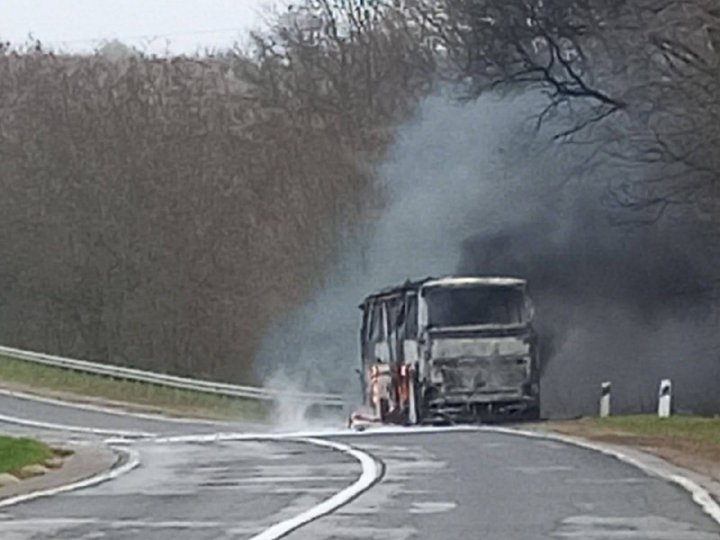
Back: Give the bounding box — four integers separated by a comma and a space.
358, 276, 540, 424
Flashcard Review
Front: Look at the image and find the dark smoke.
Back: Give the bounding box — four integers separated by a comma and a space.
459, 192, 718, 416
258, 92, 720, 418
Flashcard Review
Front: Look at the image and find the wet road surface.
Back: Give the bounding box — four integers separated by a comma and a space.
0, 438, 357, 539
292, 431, 720, 540
0, 393, 718, 539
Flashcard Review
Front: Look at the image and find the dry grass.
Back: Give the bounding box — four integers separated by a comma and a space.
545, 415, 720, 450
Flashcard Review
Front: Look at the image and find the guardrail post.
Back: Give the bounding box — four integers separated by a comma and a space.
599, 381, 611, 418
658, 379, 672, 418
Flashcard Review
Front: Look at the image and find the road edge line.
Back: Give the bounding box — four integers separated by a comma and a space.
151, 424, 479, 444
481, 425, 720, 526
248, 437, 384, 540
0, 412, 153, 439
0, 446, 140, 509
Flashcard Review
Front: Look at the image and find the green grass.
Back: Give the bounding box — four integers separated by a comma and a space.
584, 414, 720, 444
0, 355, 268, 422
0, 436, 54, 475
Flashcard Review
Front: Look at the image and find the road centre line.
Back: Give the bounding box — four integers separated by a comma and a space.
247, 437, 383, 540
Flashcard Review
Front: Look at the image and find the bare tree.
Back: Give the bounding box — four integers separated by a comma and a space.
406, 0, 720, 228
0, 2, 438, 381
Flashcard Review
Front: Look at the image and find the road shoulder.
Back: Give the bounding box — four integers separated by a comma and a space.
524, 420, 720, 508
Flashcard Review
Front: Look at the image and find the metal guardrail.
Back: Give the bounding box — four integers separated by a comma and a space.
0, 345, 345, 406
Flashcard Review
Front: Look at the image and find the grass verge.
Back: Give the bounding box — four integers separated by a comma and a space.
589, 415, 720, 444
543, 415, 720, 450
0, 355, 268, 422
0, 436, 54, 476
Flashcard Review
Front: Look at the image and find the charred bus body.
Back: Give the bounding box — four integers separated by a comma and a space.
359, 276, 540, 424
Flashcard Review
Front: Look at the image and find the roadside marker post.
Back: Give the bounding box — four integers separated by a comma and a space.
600, 381, 611, 418
658, 379, 672, 418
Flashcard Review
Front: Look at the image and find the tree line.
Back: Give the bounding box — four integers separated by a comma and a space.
0, 1, 436, 380
1, 0, 718, 381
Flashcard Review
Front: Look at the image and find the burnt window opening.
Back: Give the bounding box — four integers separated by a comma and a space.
369, 301, 385, 342
387, 296, 405, 336
405, 294, 418, 337
361, 306, 370, 341
425, 286, 527, 328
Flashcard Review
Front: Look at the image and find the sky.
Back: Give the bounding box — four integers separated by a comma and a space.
0, 0, 274, 55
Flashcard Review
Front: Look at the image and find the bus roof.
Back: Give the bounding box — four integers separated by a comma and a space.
361, 276, 526, 305
422, 276, 526, 289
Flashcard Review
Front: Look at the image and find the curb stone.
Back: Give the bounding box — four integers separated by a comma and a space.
0, 473, 20, 487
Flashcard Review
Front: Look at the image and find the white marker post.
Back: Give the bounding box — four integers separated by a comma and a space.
658, 379, 672, 418
600, 381, 611, 418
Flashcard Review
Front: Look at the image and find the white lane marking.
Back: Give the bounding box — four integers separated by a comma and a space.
106, 519, 227, 529
336, 425, 480, 437
512, 465, 575, 474
0, 409, 384, 540
144, 431, 384, 539
408, 501, 456, 514
236, 475, 356, 484
0, 518, 98, 527
0, 412, 153, 439
0, 387, 248, 426
0, 518, 226, 529
0, 447, 140, 509
152, 424, 479, 444
0, 411, 473, 444
248, 437, 382, 540
480, 426, 720, 527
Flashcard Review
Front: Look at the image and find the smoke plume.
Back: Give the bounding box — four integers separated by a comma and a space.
258, 92, 720, 419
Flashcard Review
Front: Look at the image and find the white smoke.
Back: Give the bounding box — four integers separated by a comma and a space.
258, 91, 720, 421
256, 93, 550, 411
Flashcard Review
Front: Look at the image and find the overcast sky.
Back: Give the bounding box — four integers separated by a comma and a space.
0, 0, 275, 54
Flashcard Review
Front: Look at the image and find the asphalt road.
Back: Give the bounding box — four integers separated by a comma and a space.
0, 438, 358, 539
0, 393, 718, 539
0, 392, 259, 436
298, 431, 720, 540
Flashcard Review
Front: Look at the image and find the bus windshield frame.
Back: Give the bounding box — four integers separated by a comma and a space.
422, 284, 529, 329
